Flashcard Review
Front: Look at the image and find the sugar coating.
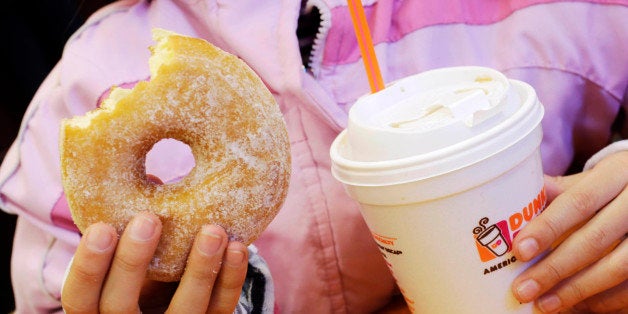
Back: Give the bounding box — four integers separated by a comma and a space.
59, 29, 291, 282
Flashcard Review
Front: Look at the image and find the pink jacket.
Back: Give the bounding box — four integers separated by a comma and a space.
1, 0, 627, 312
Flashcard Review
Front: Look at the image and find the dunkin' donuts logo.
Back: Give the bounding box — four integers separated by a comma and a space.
473, 217, 511, 260
473, 188, 546, 274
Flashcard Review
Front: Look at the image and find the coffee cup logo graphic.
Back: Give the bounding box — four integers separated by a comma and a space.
473, 217, 510, 257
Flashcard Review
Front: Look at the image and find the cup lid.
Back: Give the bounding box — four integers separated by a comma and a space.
330, 67, 544, 186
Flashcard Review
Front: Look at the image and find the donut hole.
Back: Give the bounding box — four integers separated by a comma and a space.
145, 138, 195, 184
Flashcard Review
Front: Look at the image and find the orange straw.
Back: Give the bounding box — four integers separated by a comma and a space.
347, 0, 385, 93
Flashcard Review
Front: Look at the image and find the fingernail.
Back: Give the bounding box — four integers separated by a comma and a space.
85, 225, 114, 252
225, 249, 245, 267
515, 279, 540, 301
518, 238, 539, 260
128, 215, 157, 241
197, 226, 224, 256
537, 294, 561, 313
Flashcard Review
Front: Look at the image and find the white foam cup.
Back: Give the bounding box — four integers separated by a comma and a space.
330, 67, 545, 313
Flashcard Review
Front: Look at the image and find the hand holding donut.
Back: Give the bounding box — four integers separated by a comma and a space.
511, 151, 628, 313
61, 212, 248, 313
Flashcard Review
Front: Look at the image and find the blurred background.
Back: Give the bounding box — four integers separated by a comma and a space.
1, 0, 113, 312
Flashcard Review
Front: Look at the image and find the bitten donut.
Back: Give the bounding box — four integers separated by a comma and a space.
60, 29, 291, 282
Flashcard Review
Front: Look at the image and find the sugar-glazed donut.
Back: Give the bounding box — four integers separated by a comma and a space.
60, 29, 291, 282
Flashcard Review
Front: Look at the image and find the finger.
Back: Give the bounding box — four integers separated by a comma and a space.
61, 223, 118, 313
166, 225, 228, 313
206, 241, 248, 314
513, 188, 628, 303
574, 280, 628, 313
100, 212, 162, 313
513, 157, 627, 262
543, 173, 585, 203
535, 239, 627, 313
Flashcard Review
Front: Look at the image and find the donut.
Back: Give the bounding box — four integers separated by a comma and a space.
59, 29, 291, 282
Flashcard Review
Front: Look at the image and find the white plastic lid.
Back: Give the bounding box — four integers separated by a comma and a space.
330, 66, 544, 186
